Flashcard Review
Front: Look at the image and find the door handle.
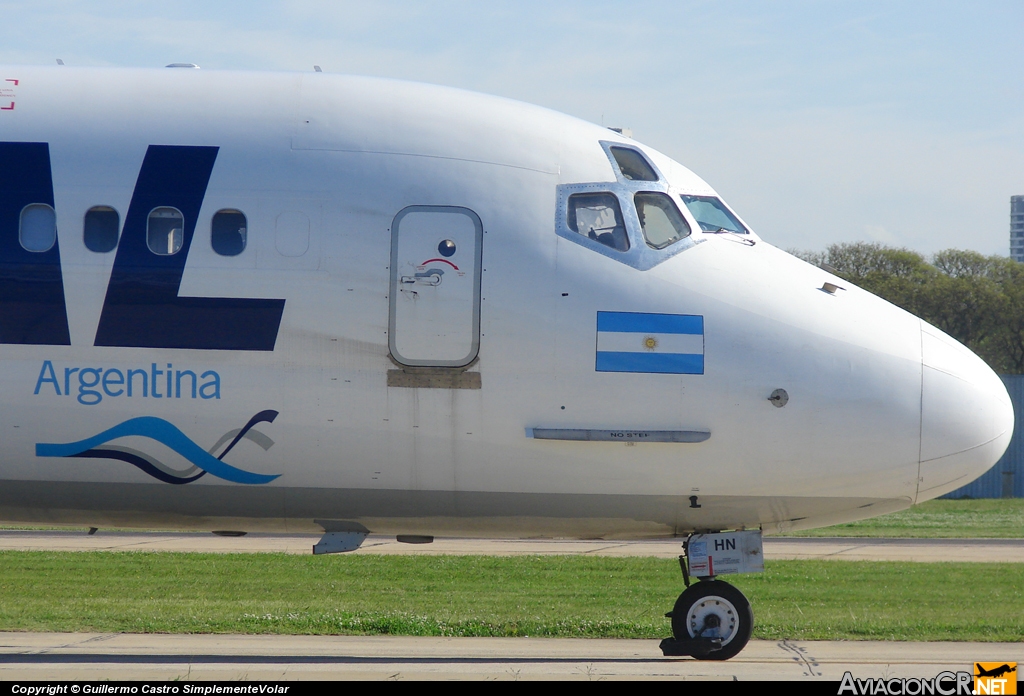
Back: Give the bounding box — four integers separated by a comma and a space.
400, 269, 444, 286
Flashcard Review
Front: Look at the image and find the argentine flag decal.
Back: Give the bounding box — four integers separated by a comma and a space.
596, 312, 704, 374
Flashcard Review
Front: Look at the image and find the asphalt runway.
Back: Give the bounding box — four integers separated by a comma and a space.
0, 529, 1021, 562
0, 633, 1020, 681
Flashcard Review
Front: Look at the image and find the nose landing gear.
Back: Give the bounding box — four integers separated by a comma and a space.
659, 530, 760, 660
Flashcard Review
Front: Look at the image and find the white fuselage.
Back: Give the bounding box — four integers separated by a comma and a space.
0, 66, 1012, 537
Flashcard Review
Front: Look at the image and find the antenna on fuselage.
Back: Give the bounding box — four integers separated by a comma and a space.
55, 59, 65, 66
314, 65, 322, 72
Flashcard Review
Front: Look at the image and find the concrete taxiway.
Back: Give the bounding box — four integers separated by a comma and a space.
0, 633, 1020, 681
0, 530, 1021, 562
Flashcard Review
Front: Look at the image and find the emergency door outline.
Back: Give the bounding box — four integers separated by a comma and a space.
388, 205, 483, 367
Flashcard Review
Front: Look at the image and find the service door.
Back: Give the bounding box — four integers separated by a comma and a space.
389, 206, 483, 367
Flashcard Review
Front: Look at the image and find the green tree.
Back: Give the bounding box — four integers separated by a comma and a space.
916, 250, 1002, 366
985, 259, 1024, 374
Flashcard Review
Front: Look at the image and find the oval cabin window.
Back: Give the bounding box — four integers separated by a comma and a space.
147, 207, 184, 255
84, 206, 120, 253
212, 210, 247, 256
20, 204, 57, 252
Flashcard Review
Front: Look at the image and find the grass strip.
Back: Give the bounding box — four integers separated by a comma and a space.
0, 551, 1019, 641
787, 498, 1024, 538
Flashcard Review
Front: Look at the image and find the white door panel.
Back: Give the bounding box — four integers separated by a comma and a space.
389, 206, 482, 366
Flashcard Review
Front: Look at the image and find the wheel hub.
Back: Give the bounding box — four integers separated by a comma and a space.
688, 596, 738, 645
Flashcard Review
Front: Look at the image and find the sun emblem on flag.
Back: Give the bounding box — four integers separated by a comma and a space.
643, 336, 658, 351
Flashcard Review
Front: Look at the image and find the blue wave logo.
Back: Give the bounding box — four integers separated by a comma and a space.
36, 410, 281, 485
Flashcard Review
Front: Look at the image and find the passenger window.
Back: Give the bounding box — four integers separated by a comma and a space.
83, 206, 120, 252
610, 147, 658, 182
211, 209, 247, 256
679, 195, 748, 234
567, 193, 629, 252
634, 192, 690, 249
20, 204, 57, 252
147, 207, 183, 255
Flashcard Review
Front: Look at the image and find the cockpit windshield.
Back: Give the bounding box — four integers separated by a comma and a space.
679, 195, 748, 234
635, 192, 690, 249
567, 192, 629, 252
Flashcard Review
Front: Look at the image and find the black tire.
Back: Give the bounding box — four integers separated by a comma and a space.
670, 580, 753, 661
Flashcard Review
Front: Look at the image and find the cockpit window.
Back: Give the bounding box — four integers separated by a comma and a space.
610, 147, 659, 182
567, 192, 629, 252
634, 192, 691, 249
679, 195, 748, 234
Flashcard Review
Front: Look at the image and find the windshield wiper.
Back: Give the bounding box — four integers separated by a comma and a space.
704, 227, 755, 245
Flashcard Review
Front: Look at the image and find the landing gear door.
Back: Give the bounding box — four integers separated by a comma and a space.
389, 206, 483, 367
687, 531, 764, 577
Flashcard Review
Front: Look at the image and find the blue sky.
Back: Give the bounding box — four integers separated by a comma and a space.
1, 1, 1021, 255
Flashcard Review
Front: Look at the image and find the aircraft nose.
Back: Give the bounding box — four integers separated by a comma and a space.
918, 323, 1014, 501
